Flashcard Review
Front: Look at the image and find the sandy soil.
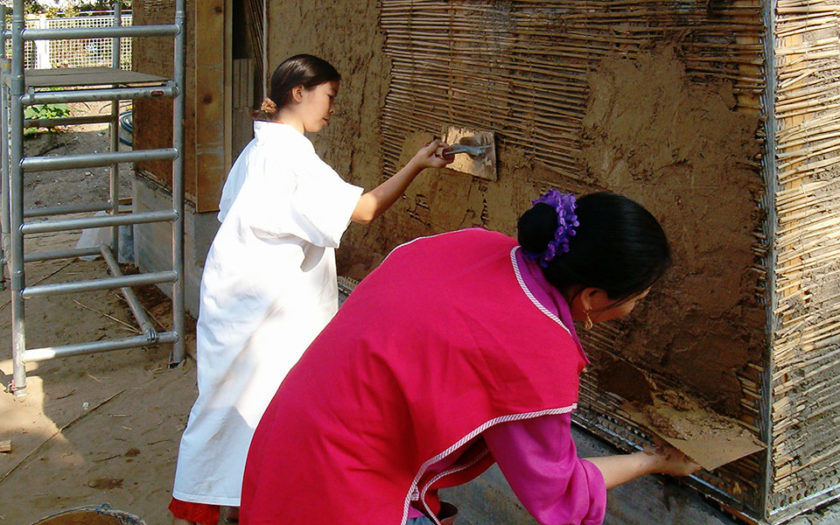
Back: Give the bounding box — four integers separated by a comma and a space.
0, 103, 199, 524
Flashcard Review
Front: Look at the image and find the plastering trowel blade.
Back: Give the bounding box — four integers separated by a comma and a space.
442, 126, 497, 181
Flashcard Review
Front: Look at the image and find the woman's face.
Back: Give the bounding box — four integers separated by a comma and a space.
589, 288, 650, 323
572, 287, 650, 324
299, 81, 339, 133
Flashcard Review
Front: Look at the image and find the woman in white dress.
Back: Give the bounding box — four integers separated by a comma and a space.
169, 54, 453, 525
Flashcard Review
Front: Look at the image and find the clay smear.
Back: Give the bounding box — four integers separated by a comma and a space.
580, 46, 765, 416
625, 388, 764, 471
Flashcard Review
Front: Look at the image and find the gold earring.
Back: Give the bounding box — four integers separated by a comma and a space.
584, 311, 593, 330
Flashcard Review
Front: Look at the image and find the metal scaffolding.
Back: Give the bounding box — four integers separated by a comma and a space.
0, 1, 186, 398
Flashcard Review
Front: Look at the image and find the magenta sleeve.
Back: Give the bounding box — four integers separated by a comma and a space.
483, 413, 607, 525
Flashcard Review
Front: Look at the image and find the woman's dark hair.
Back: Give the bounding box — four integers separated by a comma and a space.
517, 191, 671, 302
254, 54, 341, 121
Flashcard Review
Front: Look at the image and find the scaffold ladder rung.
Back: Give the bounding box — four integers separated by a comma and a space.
22, 210, 177, 235
24, 201, 114, 218
22, 271, 178, 299
22, 148, 177, 172
22, 84, 177, 105
22, 331, 180, 362
22, 23, 180, 41
24, 246, 101, 263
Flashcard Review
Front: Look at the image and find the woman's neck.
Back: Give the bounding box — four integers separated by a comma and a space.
272, 109, 304, 134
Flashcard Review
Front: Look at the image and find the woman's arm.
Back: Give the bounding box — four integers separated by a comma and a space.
484, 413, 608, 525
485, 414, 701, 525
351, 140, 451, 224
586, 445, 700, 489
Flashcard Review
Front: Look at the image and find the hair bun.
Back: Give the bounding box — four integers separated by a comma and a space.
260, 97, 278, 115
517, 202, 558, 254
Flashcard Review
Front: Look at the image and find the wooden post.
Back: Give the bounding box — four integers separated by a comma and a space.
194, 0, 228, 212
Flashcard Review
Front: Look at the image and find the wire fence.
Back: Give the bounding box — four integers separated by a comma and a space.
4, 11, 132, 70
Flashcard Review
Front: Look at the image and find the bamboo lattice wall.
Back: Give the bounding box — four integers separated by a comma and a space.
768, 0, 840, 521
380, 1, 766, 179
380, 1, 838, 522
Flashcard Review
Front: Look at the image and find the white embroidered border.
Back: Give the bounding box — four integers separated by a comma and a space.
382, 230, 464, 264
401, 404, 577, 525
509, 246, 571, 337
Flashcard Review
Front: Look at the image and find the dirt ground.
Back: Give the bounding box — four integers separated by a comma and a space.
0, 103, 200, 524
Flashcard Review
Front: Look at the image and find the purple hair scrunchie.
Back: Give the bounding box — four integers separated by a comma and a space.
524, 189, 579, 268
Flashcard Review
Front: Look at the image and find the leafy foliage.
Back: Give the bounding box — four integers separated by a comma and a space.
24, 102, 71, 136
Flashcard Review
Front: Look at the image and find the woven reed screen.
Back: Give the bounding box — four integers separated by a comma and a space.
768, 0, 840, 522
380, 1, 765, 180
380, 1, 840, 521
379, 1, 835, 523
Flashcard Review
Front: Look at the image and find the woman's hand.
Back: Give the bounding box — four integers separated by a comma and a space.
642, 444, 702, 477
410, 139, 455, 170
352, 139, 454, 224
586, 443, 701, 489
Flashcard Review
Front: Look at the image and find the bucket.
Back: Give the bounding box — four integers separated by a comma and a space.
32, 503, 145, 525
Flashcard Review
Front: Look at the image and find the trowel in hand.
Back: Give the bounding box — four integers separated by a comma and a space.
445, 144, 492, 157
441, 126, 497, 181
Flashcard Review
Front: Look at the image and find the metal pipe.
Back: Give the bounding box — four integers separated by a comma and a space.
22, 84, 176, 105
21, 24, 179, 41
25, 114, 114, 128
100, 246, 158, 342
1, 4, 10, 292
24, 246, 101, 263
9, 0, 28, 397
110, 0, 122, 266
22, 270, 178, 299
22, 148, 177, 172
25, 201, 113, 218
22, 209, 177, 235
113, 1, 123, 68
169, 0, 186, 365
22, 331, 179, 362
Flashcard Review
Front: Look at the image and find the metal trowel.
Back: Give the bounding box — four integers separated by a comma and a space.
441, 126, 497, 181
445, 144, 492, 157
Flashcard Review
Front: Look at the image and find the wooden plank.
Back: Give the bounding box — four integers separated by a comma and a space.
25, 67, 167, 88
194, 0, 227, 212
225, 0, 234, 176
132, 0, 192, 197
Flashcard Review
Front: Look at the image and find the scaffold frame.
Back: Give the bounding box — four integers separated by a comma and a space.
0, 0, 186, 398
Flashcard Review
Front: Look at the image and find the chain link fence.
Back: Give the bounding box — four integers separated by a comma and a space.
4, 11, 132, 70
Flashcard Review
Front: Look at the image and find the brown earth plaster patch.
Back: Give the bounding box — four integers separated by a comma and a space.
579, 46, 766, 416
627, 389, 764, 471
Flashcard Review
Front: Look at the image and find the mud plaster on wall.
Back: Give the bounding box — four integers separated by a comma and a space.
266, 5, 765, 417
263, 0, 448, 280
580, 47, 766, 415
344, 131, 552, 280
280, 2, 588, 280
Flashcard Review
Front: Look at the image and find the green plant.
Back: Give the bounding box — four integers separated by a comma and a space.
24, 102, 71, 136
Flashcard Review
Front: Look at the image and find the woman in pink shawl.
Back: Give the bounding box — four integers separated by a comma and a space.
240, 191, 700, 524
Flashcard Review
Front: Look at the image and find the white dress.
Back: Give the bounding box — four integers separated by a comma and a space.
172, 121, 363, 506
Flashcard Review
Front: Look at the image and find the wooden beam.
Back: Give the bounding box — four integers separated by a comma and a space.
194, 0, 227, 212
